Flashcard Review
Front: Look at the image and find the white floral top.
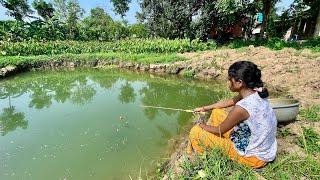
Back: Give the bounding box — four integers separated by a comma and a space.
230, 92, 277, 162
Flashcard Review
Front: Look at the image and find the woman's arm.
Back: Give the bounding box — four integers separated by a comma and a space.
194, 95, 241, 112
198, 105, 249, 135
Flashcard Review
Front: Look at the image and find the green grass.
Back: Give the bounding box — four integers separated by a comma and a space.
300, 105, 320, 122
262, 154, 320, 179
277, 128, 292, 138
296, 127, 320, 154
171, 148, 320, 179
179, 149, 255, 179
0, 52, 187, 69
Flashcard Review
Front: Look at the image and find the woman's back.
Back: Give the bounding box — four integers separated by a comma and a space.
232, 92, 277, 162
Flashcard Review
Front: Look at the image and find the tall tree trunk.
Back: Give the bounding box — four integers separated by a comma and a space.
314, 9, 320, 37
260, 0, 272, 39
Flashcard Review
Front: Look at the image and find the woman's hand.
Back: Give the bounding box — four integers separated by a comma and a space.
198, 122, 208, 132
194, 106, 205, 113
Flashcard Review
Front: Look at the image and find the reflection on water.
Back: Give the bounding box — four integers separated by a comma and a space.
0, 106, 27, 136
119, 82, 136, 104
0, 68, 231, 179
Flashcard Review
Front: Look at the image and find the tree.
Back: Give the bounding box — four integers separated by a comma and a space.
165, 0, 193, 39
128, 23, 148, 38
265, 6, 284, 38
0, 0, 33, 21
315, 9, 320, 37
32, 0, 55, 21
301, 0, 320, 38
190, 0, 217, 41
139, 0, 193, 39
82, 7, 114, 41
113, 21, 129, 40
66, 0, 84, 39
138, 0, 256, 41
284, 0, 320, 38
260, 0, 279, 38
53, 0, 68, 21
111, 0, 131, 17
53, 0, 85, 39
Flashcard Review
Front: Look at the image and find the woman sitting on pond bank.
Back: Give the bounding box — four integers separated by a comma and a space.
188, 61, 277, 168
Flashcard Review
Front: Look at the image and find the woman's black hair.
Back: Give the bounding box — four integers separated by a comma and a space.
228, 61, 269, 98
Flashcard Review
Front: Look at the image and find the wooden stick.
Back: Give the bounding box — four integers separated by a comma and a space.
141, 105, 205, 114
141, 105, 193, 112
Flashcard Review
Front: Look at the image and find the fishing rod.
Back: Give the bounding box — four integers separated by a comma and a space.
140, 105, 205, 114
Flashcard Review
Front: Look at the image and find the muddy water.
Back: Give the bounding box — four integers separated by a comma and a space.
0, 69, 230, 179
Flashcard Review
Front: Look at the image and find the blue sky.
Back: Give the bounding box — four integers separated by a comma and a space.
0, 0, 293, 23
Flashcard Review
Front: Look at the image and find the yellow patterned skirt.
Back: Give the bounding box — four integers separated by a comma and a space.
187, 109, 266, 168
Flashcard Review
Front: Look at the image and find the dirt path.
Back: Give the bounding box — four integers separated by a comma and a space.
181, 47, 320, 107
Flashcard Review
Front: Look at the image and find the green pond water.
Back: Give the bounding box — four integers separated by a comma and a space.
0, 69, 230, 179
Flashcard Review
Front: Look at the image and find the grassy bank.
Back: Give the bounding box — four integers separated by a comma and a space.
0, 52, 186, 68
0, 39, 216, 56
170, 149, 319, 179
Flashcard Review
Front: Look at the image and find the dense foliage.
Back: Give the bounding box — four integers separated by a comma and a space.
0, 39, 217, 56
0, 0, 148, 42
0, 0, 319, 42
138, 0, 260, 40
0, 0, 33, 21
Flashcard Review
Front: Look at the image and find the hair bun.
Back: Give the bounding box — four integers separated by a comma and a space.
228, 61, 269, 98
255, 79, 264, 88
258, 87, 269, 98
